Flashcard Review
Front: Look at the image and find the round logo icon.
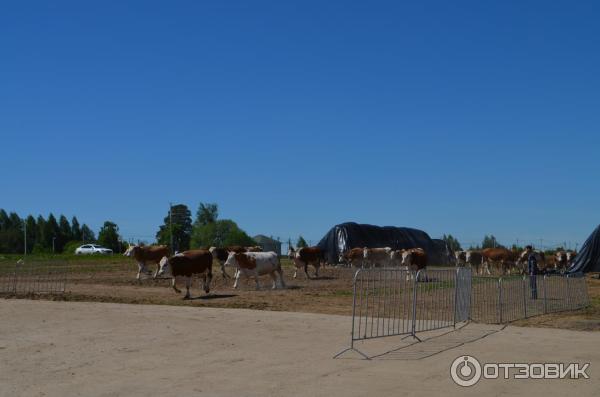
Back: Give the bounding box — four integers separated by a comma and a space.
450, 355, 482, 387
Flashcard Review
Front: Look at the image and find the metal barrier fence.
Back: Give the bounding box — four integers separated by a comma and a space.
335, 268, 589, 359
334, 267, 471, 359
0, 260, 67, 295
470, 272, 589, 324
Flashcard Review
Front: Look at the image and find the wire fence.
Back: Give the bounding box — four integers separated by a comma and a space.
335, 267, 471, 359
470, 273, 589, 323
335, 268, 589, 359
0, 260, 68, 294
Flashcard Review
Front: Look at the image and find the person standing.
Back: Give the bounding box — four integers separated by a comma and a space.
526, 245, 538, 299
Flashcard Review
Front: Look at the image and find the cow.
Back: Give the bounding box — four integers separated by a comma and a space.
555, 250, 568, 271
292, 246, 324, 278
226, 246, 247, 254
483, 248, 518, 275
401, 248, 428, 272
567, 251, 577, 265
455, 251, 467, 267
389, 250, 406, 267
208, 247, 232, 279
124, 244, 170, 280
516, 248, 546, 274
339, 247, 365, 268
224, 251, 285, 290
157, 250, 213, 299
363, 247, 393, 268
465, 250, 484, 275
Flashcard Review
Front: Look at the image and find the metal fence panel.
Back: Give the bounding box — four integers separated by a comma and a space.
0, 260, 67, 295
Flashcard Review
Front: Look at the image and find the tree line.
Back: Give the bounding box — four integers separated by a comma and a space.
0, 209, 96, 254
155, 203, 256, 252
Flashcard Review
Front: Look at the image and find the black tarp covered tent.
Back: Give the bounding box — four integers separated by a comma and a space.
569, 224, 600, 273
316, 222, 453, 265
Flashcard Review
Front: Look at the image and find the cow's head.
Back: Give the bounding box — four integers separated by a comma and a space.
157, 256, 171, 276
224, 252, 239, 268
208, 246, 217, 254
287, 247, 296, 259
400, 250, 411, 265
124, 244, 139, 257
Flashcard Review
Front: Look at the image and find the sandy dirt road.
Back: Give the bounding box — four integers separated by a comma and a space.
1, 299, 599, 397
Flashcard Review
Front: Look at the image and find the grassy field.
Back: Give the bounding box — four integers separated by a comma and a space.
0, 254, 598, 331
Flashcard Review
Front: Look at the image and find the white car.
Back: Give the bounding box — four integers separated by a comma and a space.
75, 244, 113, 255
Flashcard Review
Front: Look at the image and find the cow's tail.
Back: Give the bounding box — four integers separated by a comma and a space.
276, 256, 283, 272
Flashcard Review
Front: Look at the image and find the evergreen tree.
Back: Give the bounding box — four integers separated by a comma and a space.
296, 236, 308, 248
195, 203, 218, 226
442, 234, 462, 252
25, 215, 36, 254
97, 221, 121, 252
34, 215, 48, 252
81, 224, 96, 243
71, 216, 82, 241
44, 214, 60, 252
57, 215, 72, 252
156, 204, 192, 252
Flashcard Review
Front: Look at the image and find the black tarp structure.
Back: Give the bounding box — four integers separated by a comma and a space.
569, 224, 600, 273
316, 222, 454, 265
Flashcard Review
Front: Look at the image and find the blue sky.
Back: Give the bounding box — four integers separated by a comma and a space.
1, 1, 599, 249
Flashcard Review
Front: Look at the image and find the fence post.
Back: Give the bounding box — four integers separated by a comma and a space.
498, 278, 503, 323
543, 275, 548, 314
11, 260, 19, 294
565, 274, 571, 309
522, 276, 527, 318
411, 270, 420, 338
349, 269, 359, 350
453, 268, 459, 328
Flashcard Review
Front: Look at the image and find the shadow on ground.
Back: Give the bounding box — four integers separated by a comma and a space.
337, 323, 505, 360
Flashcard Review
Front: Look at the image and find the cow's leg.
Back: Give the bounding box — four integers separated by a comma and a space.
254, 271, 261, 290
171, 278, 181, 294
233, 270, 241, 289
153, 263, 160, 279
314, 263, 320, 278
136, 262, 144, 280
202, 273, 212, 294
304, 263, 310, 279
221, 262, 229, 279
183, 277, 192, 299
269, 272, 278, 289
293, 265, 298, 279
277, 266, 286, 288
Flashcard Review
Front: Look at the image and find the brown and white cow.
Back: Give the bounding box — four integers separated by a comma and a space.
455, 251, 467, 267
224, 251, 286, 290
483, 248, 518, 275
208, 247, 232, 279
291, 246, 324, 278
124, 244, 170, 280
567, 251, 577, 265
465, 250, 484, 274
338, 247, 365, 267
401, 248, 428, 272
516, 248, 546, 274
157, 250, 213, 299
363, 247, 393, 268
555, 250, 568, 271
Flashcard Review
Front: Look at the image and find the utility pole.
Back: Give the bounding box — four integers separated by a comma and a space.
23, 219, 27, 257
52, 236, 56, 254
169, 202, 174, 253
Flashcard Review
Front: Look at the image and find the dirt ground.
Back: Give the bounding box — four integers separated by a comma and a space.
1, 299, 599, 397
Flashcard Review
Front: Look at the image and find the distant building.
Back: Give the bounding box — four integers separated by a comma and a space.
253, 235, 281, 255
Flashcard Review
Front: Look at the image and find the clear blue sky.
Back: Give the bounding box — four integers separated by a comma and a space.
1, 1, 599, 249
